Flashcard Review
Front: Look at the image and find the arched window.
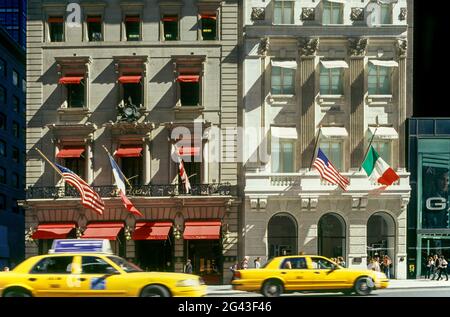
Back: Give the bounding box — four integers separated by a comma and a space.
268, 213, 297, 258
318, 213, 346, 259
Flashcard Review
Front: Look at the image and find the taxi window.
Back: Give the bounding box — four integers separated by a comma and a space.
310, 257, 334, 270
30, 256, 74, 274
82, 256, 119, 274
280, 258, 307, 269
107, 256, 143, 273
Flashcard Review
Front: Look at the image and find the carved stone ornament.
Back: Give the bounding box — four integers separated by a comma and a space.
258, 37, 270, 56
251, 7, 265, 21
348, 38, 368, 57
396, 39, 407, 58
298, 38, 319, 57
117, 96, 142, 123
301, 8, 315, 21
399, 7, 407, 21
350, 8, 364, 21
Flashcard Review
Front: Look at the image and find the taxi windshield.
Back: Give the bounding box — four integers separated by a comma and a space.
107, 256, 143, 273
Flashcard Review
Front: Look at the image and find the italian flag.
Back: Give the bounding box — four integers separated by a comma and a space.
362, 146, 400, 186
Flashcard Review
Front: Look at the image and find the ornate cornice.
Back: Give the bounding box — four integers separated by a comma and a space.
348, 38, 368, 57
298, 38, 319, 57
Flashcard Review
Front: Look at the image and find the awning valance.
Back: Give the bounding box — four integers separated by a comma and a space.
320, 60, 349, 69
369, 60, 399, 68
133, 222, 173, 240
87, 17, 102, 23
82, 222, 124, 240
48, 17, 64, 23
162, 16, 178, 22
57, 148, 85, 158
183, 221, 221, 240
118, 75, 142, 84
59, 76, 84, 85
177, 75, 200, 83
271, 127, 298, 140
115, 147, 143, 157
125, 16, 140, 22
201, 14, 217, 20
31, 223, 76, 240
271, 60, 297, 69
321, 127, 349, 138
178, 146, 201, 157
368, 127, 399, 140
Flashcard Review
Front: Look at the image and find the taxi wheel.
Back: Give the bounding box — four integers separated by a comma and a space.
354, 277, 373, 296
3, 288, 31, 297
140, 285, 171, 297
261, 280, 283, 297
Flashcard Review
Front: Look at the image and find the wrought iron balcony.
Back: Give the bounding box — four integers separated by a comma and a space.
26, 183, 236, 200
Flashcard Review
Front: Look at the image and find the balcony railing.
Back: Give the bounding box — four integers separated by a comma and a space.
245, 170, 411, 197
26, 183, 236, 200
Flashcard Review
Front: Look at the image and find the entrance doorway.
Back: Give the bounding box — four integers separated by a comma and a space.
268, 213, 298, 258
318, 213, 346, 260
135, 240, 174, 272
185, 240, 222, 285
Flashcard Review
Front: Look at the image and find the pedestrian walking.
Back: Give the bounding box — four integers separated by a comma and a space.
183, 259, 193, 274
382, 255, 392, 279
254, 257, 261, 269
425, 256, 434, 279
437, 255, 448, 281
240, 256, 249, 270
431, 254, 440, 280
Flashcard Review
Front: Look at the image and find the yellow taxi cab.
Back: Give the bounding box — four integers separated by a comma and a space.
0, 239, 206, 297
232, 255, 389, 297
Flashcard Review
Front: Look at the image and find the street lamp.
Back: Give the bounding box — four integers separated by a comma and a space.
173, 225, 182, 240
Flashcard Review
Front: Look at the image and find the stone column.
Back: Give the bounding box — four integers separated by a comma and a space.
143, 133, 151, 184
349, 38, 368, 169
397, 39, 408, 168
298, 38, 319, 168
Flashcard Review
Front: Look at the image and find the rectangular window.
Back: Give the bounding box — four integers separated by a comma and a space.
271, 66, 295, 95
12, 122, 19, 138
200, 14, 217, 40
0, 141, 5, 157
0, 167, 6, 184
182, 161, 202, 185
49, 16, 64, 42
12, 173, 19, 189
67, 81, 85, 108
272, 139, 295, 173
274, 1, 294, 24
319, 141, 343, 171
163, 15, 179, 41
125, 16, 141, 41
87, 16, 103, 41
121, 157, 142, 186
368, 64, 392, 95
372, 141, 391, 166
320, 64, 344, 95
123, 83, 142, 107
13, 96, 19, 112
180, 82, 200, 106
0, 85, 5, 104
0, 194, 5, 210
0, 58, 5, 77
12, 70, 18, 87
12, 146, 19, 163
323, 1, 343, 25
380, 4, 392, 24
0, 114, 6, 130
64, 157, 85, 180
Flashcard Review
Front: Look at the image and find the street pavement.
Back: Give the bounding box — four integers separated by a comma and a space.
206, 279, 450, 297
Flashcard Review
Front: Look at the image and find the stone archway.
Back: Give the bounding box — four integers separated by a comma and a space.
267, 213, 298, 258
318, 213, 346, 259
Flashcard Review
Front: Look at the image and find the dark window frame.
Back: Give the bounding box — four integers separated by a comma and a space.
49, 16, 64, 42
125, 15, 141, 41
162, 15, 179, 41
87, 16, 103, 42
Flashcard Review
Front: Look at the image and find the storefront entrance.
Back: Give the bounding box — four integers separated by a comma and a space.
135, 240, 174, 272
185, 240, 222, 285
318, 213, 346, 260
268, 213, 298, 258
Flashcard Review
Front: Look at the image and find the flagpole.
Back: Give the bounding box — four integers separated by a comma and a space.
35, 148, 64, 177
102, 145, 133, 188
309, 127, 322, 171
359, 126, 379, 172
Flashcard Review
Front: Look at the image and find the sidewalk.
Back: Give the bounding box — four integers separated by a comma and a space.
206, 279, 450, 295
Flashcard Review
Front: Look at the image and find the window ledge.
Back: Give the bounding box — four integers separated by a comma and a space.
367, 95, 393, 106
268, 94, 296, 104
317, 95, 345, 106
57, 107, 91, 115
175, 105, 204, 112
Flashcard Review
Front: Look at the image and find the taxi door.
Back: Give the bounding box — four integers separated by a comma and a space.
70, 255, 128, 297
278, 257, 316, 291
28, 255, 79, 297
307, 257, 349, 290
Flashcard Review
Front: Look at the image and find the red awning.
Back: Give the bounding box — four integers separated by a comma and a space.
32, 223, 76, 240
82, 222, 124, 240
132, 222, 173, 240
162, 16, 178, 22
201, 14, 217, 20
59, 76, 84, 85
183, 221, 221, 240
115, 147, 143, 157
177, 75, 200, 83
118, 75, 142, 84
178, 146, 200, 157
87, 16, 102, 23
48, 17, 64, 23
57, 148, 85, 158
125, 16, 140, 22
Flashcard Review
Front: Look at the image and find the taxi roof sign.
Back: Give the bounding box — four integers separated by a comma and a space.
49, 239, 113, 254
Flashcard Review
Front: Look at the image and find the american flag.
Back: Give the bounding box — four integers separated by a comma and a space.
313, 148, 350, 191
171, 145, 192, 194
55, 163, 105, 215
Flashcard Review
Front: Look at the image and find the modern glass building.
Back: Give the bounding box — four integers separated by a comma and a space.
407, 118, 450, 278
0, 0, 26, 49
